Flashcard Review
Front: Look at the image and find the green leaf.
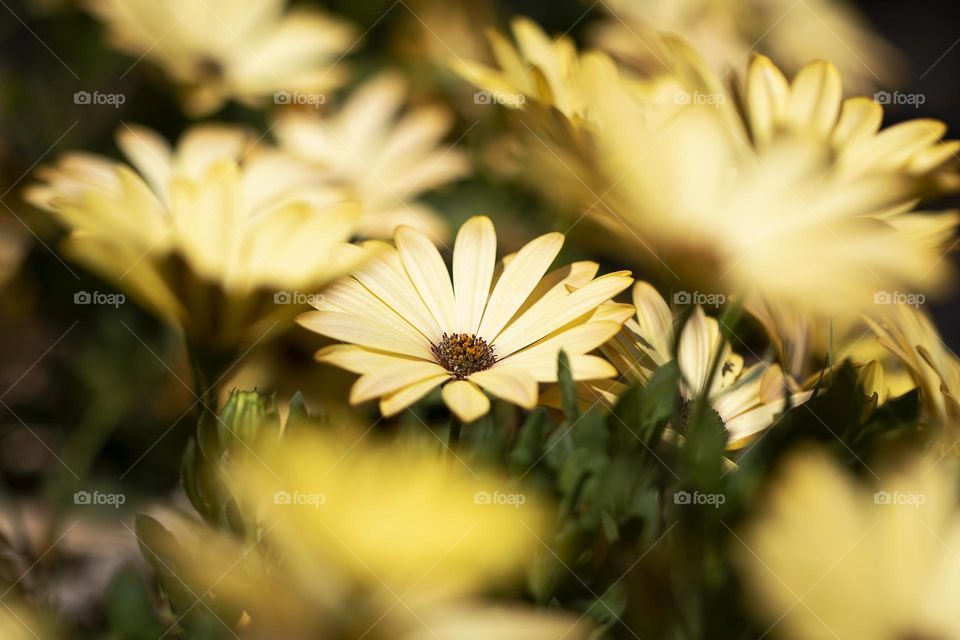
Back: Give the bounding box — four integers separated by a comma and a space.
612, 362, 681, 450
557, 350, 580, 423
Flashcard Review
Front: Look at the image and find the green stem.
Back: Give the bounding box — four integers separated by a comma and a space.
448, 417, 462, 458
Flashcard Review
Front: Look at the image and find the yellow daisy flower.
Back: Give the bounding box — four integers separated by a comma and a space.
273, 73, 471, 241
298, 216, 633, 422
84, 0, 355, 115
26, 124, 363, 361
594, 282, 812, 449
867, 305, 960, 442
739, 447, 960, 640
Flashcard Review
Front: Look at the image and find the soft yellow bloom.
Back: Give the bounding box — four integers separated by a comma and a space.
151, 431, 589, 639
298, 215, 633, 422
26, 124, 363, 357
599, 282, 811, 449
85, 0, 355, 115
456, 26, 959, 318
591, 0, 903, 93
738, 447, 960, 639
868, 305, 960, 443
274, 73, 470, 241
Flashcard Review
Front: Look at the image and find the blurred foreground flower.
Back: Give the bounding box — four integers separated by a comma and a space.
298, 215, 633, 422
589, 0, 903, 93
456, 23, 959, 318
84, 0, 355, 115
140, 430, 588, 639
739, 447, 960, 639
274, 73, 470, 241
25, 124, 364, 371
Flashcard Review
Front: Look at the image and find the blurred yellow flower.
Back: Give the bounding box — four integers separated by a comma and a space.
274, 73, 470, 241
298, 215, 633, 422
596, 282, 811, 449
456, 26, 959, 318
738, 446, 960, 640
26, 124, 364, 360
150, 431, 589, 639
590, 0, 903, 93
84, 0, 355, 115
868, 305, 960, 444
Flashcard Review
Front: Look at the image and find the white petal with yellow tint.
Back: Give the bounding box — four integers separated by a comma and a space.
315, 344, 417, 375
477, 232, 563, 340
351, 360, 450, 404
469, 367, 537, 409
116, 124, 173, 202
677, 306, 717, 398
746, 55, 789, 148
319, 278, 426, 344
493, 272, 632, 357
453, 216, 497, 334
632, 281, 675, 358
504, 321, 624, 368
784, 60, 842, 137
353, 242, 442, 340
380, 374, 449, 417
442, 380, 491, 422
297, 311, 432, 360
396, 226, 458, 331
832, 97, 883, 148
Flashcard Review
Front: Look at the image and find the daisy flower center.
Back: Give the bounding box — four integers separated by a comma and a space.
432, 333, 496, 380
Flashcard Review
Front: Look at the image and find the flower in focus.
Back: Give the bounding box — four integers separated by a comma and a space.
274, 73, 470, 241
592, 282, 810, 449
148, 431, 590, 639
590, 0, 904, 93
25, 124, 364, 361
298, 215, 633, 422
84, 0, 355, 115
868, 304, 960, 446
738, 446, 960, 640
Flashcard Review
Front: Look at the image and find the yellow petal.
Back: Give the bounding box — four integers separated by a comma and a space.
351, 360, 450, 403
315, 344, 418, 374
469, 367, 538, 409
478, 232, 563, 340
746, 55, 789, 148
631, 281, 674, 359
395, 226, 458, 332
297, 310, 432, 360
442, 380, 491, 422
453, 216, 497, 334
785, 60, 842, 137
380, 374, 449, 417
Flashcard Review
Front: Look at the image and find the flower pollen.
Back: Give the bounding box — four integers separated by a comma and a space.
432, 333, 496, 380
